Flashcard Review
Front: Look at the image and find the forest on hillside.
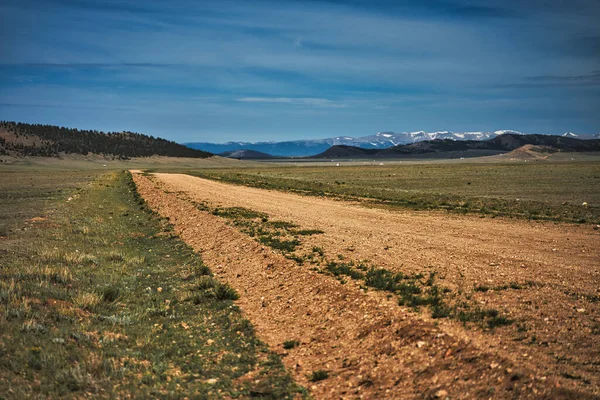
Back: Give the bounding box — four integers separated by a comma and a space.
0, 121, 212, 158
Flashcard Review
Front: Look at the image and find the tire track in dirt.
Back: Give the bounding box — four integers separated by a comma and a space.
132, 172, 597, 399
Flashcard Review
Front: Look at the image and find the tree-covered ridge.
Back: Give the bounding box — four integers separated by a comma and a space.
0, 121, 212, 158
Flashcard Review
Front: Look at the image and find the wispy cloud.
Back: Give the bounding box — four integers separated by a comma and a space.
1, 0, 599, 139
236, 97, 347, 108
528, 70, 600, 83
0, 102, 131, 111
497, 70, 600, 88
5, 62, 175, 68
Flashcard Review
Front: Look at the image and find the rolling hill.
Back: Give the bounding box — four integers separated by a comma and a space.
0, 121, 212, 159
219, 149, 275, 159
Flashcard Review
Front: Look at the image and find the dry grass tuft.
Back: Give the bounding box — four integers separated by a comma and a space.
73, 292, 101, 311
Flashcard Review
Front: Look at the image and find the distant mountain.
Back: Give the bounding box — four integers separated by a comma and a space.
0, 121, 212, 159
220, 149, 275, 160
186, 131, 519, 157
186, 139, 336, 157
186, 130, 600, 157
312, 134, 600, 159
315, 146, 379, 158
186, 129, 600, 157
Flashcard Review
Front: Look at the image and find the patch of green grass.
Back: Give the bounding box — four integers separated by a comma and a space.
267, 220, 298, 230
308, 370, 329, 382
283, 340, 300, 350
212, 206, 268, 220
98, 285, 121, 303
293, 229, 325, 236
258, 235, 301, 253
0, 171, 305, 398
202, 203, 323, 261
456, 305, 513, 329
317, 262, 510, 329
191, 264, 211, 277
0, 170, 100, 238
213, 283, 240, 301
312, 246, 324, 257
325, 261, 365, 280
475, 281, 536, 293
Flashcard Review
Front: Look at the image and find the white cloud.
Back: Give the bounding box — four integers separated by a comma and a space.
236, 97, 347, 108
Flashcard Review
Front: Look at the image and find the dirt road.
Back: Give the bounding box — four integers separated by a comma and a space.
133, 172, 600, 399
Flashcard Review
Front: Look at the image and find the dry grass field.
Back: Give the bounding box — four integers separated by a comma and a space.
1, 158, 599, 398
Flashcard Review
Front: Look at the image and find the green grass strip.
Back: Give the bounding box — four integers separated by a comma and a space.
0, 171, 305, 399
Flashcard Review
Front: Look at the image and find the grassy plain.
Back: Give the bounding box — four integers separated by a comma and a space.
2, 156, 599, 396
0, 170, 100, 237
0, 170, 304, 398
187, 160, 600, 223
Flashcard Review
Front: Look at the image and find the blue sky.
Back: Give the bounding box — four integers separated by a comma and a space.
1, 0, 599, 142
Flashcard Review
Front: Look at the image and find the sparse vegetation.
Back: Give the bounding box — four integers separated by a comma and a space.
325, 260, 365, 280
194, 196, 513, 330
308, 370, 329, 382
200, 205, 324, 261
187, 162, 600, 223
283, 340, 300, 350
0, 171, 305, 398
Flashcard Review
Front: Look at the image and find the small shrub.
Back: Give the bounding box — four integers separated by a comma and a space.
55, 365, 89, 392
47, 266, 73, 285
457, 307, 513, 329
510, 282, 523, 290
326, 261, 364, 280
431, 303, 451, 319
283, 340, 299, 350
125, 255, 145, 266
0, 279, 19, 304
308, 370, 329, 382
73, 292, 101, 311
21, 320, 47, 334
64, 252, 97, 265
213, 284, 239, 301
99, 286, 121, 303
192, 264, 211, 277
38, 248, 63, 262
106, 251, 125, 262
196, 276, 217, 290
365, 268, 403, 292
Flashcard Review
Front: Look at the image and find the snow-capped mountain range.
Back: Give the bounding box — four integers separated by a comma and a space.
335, 130, 525, 149
185, 130, 598, 157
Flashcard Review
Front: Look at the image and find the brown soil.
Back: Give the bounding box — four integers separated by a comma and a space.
132, 172, 600, 399
500, 144, 555, 160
